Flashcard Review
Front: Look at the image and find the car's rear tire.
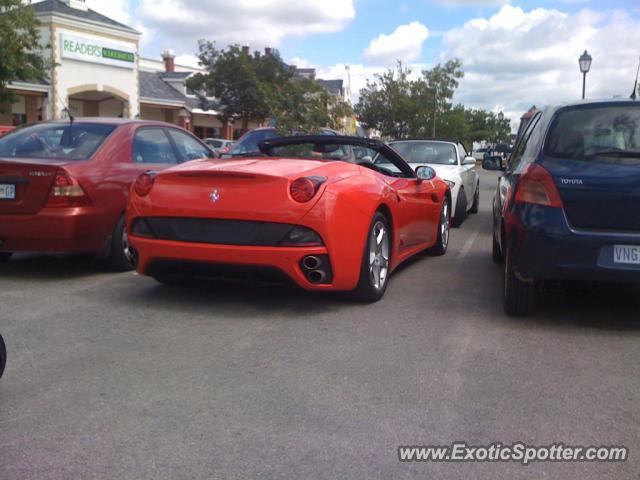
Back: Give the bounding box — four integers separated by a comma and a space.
0, 252, 12, 263
427, 197, 450, 256
504, 248, 534, 316
469, 182, 480, 214
492, 233, 503, 264
452, 188, 467, 228
354, 212, 391, 303
106, 215, 136, 272
0, 334, 6, 379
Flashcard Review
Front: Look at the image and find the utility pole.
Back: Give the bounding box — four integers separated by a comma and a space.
432, 87, 437, 138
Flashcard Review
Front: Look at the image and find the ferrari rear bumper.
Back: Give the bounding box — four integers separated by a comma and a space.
130, 236, 350, 291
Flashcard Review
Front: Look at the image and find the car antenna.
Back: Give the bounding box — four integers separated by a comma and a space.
56, 92, 74, 125
631, 57, 640, 101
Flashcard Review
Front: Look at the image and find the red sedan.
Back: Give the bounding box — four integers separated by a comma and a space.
0, 119, 215, 269
0, 126, 14, 137
127, 136, 451, 301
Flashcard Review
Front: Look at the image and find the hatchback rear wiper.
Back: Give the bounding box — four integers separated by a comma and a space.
591, 149, 640, 158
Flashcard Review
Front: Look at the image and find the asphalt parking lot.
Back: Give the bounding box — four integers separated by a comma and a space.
1, 169, 639, 480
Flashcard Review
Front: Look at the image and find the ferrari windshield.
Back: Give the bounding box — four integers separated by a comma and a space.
267, 142, 355, 162
388, 141, 458, 165
0, 123, 116, 161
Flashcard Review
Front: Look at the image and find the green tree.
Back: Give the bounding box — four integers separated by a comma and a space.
187, 42, 293, 129
354, 62, 414, 138
420, 59, 464, 138
0, 0, 47, 107
268, 76, 352, 133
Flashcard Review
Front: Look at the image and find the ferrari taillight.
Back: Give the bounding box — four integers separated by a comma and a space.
290, 176, 326, 203
134, 172, 156, 197
46, 171, 90, 207
515, 164, 563, 208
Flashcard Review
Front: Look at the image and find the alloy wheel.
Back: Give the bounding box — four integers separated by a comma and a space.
369, 221, 390, 290
122, 230, 137, 267
441, 200, 450, 248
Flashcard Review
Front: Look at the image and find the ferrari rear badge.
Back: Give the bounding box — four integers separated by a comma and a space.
210, 189, 220, 203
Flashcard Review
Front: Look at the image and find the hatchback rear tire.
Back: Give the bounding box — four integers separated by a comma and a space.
0, 334, 6, 379
492, 234, 503, 264
504, 249, 534, 316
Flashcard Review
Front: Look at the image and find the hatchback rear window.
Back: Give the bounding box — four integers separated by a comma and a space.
0, 123, 116, 161
545, 105, 640, 165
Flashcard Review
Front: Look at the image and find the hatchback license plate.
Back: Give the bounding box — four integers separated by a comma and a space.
0, 184, 15, 200
613, 245, 640, 265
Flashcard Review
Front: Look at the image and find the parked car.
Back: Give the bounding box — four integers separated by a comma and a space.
0, 334, 5, 378
0, 119, 215, 269
224, 127, 344, 158
0, 126, 15, 137
473, 147, 490, 161
127, 135, 451, 302
484, 99, 640, 316
204, 138, 234, 155
381, 140, 479, 227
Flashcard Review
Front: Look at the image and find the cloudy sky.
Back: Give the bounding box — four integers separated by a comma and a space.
63, 0, 640, 123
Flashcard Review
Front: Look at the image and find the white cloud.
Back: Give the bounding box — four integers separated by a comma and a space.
437, 0, 508, 5
174, 54, 201, 69
84, 0, 132, 25
442, 5, 640, 124
364, 22, 429, 65
134, 0, 355, 55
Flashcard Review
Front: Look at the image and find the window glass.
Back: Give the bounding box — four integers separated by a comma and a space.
269, 142, 354, 162
133, 128, 179, 164
508, 113, 541, 172
168, 129, 211, 161
544, 105, 640, 165
458, 143, 468, 161
388, 141, 457, 165
0, 122, 115, 161
228, 129, 278, 156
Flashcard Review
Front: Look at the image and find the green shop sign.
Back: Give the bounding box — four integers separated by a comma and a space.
61, 33, 136, 69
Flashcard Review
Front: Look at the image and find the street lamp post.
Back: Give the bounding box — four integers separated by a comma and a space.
497, 111, 504, 143
579, 50, 592, 100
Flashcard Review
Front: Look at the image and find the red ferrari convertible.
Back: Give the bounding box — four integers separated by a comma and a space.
127, 136, 451, 301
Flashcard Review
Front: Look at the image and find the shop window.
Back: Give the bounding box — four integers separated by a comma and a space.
12, 114, 26, 126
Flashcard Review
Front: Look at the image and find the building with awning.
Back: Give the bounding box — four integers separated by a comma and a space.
1, 0, 348, 139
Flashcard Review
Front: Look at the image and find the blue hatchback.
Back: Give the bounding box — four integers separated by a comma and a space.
484, 100, 640, 316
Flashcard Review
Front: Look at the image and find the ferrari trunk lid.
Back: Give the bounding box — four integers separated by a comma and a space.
143, 158, 357, 224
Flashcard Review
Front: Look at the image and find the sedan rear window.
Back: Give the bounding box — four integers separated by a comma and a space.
0, 123, 116, 161
545, 105, 640, 164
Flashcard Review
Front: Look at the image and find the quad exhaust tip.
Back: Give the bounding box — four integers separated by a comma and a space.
302, 256, 321, 270
308, 270, 326, 284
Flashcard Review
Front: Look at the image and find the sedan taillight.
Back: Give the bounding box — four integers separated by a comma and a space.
46, 171, 90, 207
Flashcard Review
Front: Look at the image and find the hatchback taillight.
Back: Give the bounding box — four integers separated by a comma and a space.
515, 164, 563, 208
46, 171, 90, 207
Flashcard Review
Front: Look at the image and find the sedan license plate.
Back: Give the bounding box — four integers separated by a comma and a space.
613, 245, 640, 265
0, 184, 15, 200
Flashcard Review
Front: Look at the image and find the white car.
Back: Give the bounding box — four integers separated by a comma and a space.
385, 140, 480, 227
204, 138, 234, 155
